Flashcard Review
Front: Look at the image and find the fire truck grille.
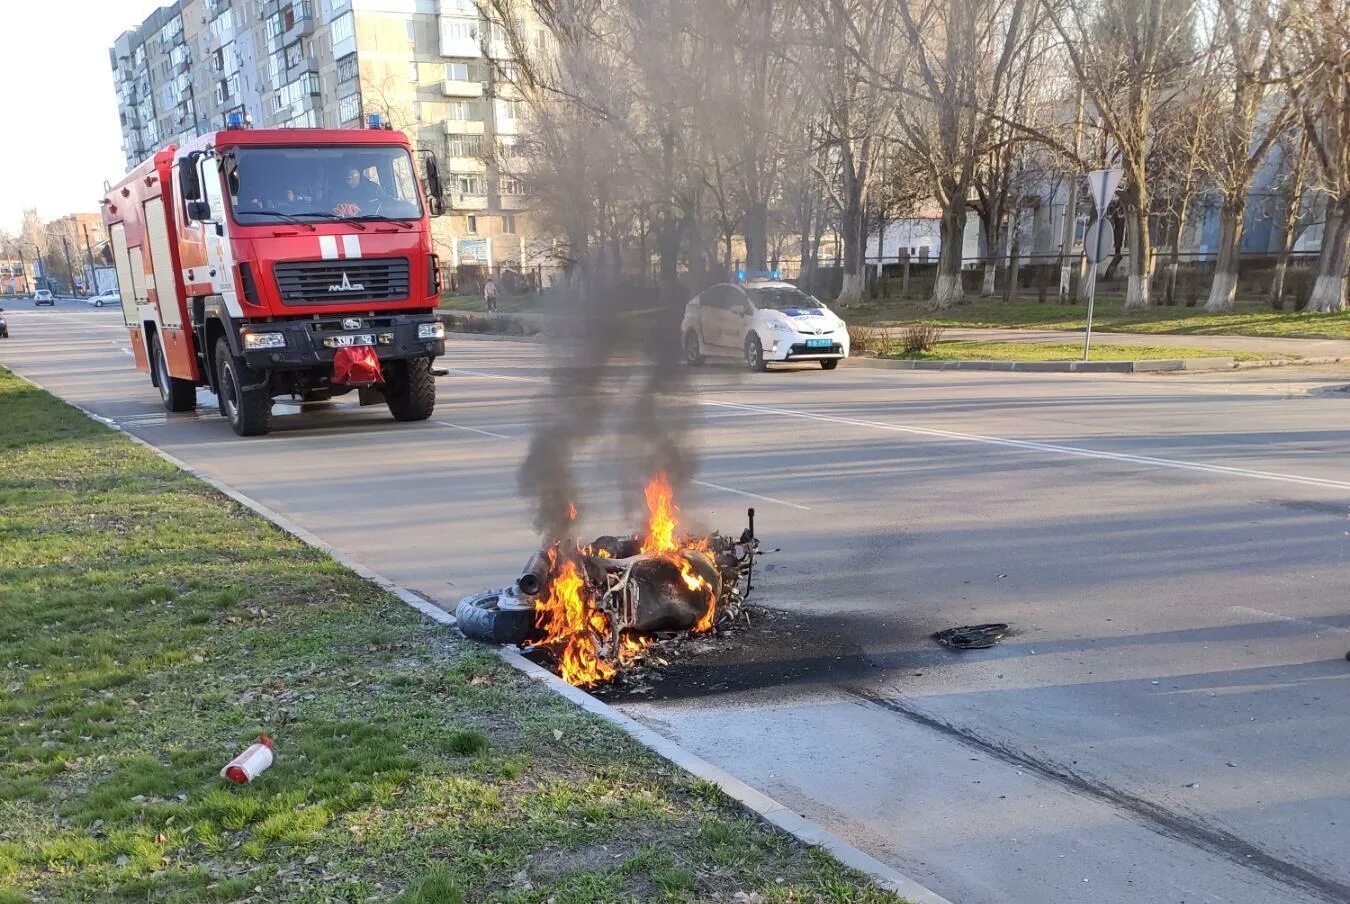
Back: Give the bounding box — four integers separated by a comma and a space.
273, 258, 411, 305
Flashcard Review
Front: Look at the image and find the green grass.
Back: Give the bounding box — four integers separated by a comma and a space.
438, 292, 546, 314
0, 367, 908, 904
845, 295, 1350, 340
889, 340, 1277, 362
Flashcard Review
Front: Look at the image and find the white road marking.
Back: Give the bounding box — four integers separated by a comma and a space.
701, 398, 1350, 492
1229, 606, 1350, 636
434, 420, 509, 439
692, 478, 811, 510
443, 367, 543, 384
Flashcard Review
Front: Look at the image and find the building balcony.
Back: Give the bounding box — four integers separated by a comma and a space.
494, 117, 520, 136
444, 119, 485, 135
446, 156, 486, 172
499, 195, 529, 211
442, 79, 483, 98
451, 193, 488, 211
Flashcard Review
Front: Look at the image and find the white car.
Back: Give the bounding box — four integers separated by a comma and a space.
682, 278, 849, 371
33, 289, 55, 306
87, 291, 121, 307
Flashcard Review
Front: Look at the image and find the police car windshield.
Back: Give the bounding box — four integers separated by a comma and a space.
228, 146, 423, 223
748, 287, 824, 312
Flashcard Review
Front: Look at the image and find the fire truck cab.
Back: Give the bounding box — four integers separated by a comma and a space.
102, 120, 447, 436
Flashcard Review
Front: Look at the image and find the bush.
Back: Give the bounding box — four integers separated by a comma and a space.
900, 324, 944, 354
847, 324, 886, 356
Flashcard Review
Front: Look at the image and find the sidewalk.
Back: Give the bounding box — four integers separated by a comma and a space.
890, 325, 1350, 359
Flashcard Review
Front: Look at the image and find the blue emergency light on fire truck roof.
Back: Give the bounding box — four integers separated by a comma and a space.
736, 269, 782, 282
226, 112, 244, 128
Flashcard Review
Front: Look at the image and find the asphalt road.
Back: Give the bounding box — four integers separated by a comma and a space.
3, 305, 1349, 904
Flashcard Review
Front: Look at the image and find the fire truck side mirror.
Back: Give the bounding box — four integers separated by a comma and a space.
423, 153, 444, 218
179, 155, 202, 202
186, 200, 212, 222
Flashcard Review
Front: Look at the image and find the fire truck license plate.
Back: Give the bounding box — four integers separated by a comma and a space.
325, 334, 375, 348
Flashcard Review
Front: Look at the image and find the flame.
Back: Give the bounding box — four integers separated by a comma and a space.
680, 556, 718, 633
619, 632, 648, 663
533, 558, 615, 687
566, 502, 578, 522
641, 473, 680, 556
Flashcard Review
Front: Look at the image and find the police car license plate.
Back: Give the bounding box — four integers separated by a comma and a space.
806, 338, 832, 348
325, 334, 375, 348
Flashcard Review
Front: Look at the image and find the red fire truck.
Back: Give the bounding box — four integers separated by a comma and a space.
101, 118, 447, 436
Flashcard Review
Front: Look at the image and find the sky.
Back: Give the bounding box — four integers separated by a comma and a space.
0, 1, 167, 233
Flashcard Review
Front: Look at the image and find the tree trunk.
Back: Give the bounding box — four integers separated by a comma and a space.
744, 201, 768, 272
1123, 193, 1152, 309
1305, 199, 1349, 313
1203, 201, 1245, 312
980, 211, 1000, 296
1005, 209, 1022, 303
837, 198, 866, 305
932, 189, 967, 309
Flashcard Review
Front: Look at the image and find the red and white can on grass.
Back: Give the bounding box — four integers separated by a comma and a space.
221, 734, 275, 784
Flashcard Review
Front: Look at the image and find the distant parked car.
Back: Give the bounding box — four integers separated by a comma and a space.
87, 290, 121, 307
33, 289, 55, 306
0, 309, 8, 339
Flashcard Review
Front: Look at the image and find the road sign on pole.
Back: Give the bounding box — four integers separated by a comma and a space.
1084, 219, 1114, 265
1081, 168, 1124, 361
1086, 168, 1123, 217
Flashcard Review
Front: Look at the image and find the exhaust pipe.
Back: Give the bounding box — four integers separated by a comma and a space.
517, 550, 551, 596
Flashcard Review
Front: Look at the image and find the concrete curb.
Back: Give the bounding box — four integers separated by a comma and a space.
1232, 355, 1346, 369
843, 355, 1239, 373
4, 367, 949, 904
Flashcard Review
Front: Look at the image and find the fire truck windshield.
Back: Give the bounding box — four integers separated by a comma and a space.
228, 146, 424, 223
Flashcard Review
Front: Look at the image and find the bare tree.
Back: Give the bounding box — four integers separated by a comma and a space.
891, 0, 1036, 308
803, 0, 901, 306
1199, 0, 1293, 311
1044, 0, 1198, 309
1266, 126, 1313, 308
1279, 0, 1350, 312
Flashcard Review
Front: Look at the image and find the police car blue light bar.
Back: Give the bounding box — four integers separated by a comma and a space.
736, 269, 783, 282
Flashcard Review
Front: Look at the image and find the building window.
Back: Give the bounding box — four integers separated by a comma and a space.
466, 215, 477, 233
408, 61, 418, 83
338, 92, 361, 124
412, 101, 422, 121
445, 61, 470, 81
455, 174, 485, 195
406, 19, 416, 42
336, 53, 357, 84
496, 99, 520, 121
446, 100, 474, 121
502, 214, 516, 234
500, 176, 523, 195
285, 40, 304, 69
447, 134, 482, 157
330, 11, 354, 45
440, 19, 475, 42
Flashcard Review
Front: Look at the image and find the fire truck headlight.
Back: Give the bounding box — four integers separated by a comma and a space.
242, 331, 286, 350
418, 322, 445, 341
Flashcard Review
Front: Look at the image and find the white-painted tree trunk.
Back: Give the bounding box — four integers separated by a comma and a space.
1305, 202, 1348, 313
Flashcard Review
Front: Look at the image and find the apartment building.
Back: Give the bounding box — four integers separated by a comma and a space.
109, 0, 546, 272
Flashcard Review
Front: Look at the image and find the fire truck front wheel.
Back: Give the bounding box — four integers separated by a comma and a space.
152, 334, 196, 412
384, 356, 436, 422
215, 338, 272, 437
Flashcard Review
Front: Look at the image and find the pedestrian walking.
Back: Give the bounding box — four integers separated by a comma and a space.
484, 275, 499, 313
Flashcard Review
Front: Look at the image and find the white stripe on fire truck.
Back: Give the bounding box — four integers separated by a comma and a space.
342, 235, 362, 259
319, 235, 339, 259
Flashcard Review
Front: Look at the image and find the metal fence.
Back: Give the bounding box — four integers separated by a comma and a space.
862, 250, 1323, 308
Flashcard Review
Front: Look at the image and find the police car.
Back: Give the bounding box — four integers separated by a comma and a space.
682, 273, 849, 371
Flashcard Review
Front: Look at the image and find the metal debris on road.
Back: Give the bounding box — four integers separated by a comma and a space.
933, 623, 1009, 650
